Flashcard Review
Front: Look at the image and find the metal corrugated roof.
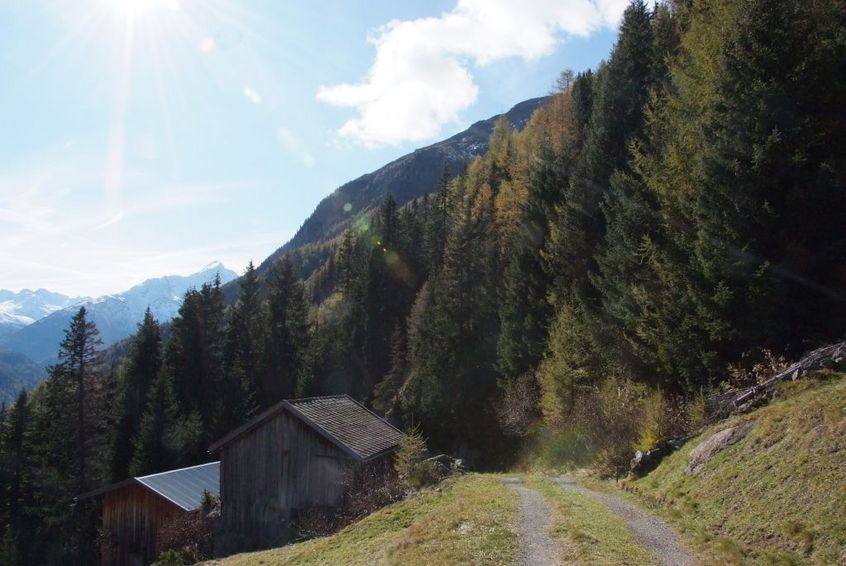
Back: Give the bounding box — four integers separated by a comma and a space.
135, 461, 220, 512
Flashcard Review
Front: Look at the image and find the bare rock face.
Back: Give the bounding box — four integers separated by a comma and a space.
687, 422, 754, 475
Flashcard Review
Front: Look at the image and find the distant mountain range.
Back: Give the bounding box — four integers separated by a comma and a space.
0, 262, 237, 368
2, 95, 547, 393
0, 289, 86, 338
252, 96, 549, 280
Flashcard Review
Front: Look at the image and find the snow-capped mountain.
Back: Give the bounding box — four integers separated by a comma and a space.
0, 289, 86, 337
0, 262, 238, 365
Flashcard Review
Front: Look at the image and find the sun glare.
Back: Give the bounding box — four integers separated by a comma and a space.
104, 0, 180, 18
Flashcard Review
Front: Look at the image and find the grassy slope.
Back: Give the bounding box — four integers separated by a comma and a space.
212, 375, 845, 565
618, 373, 846, 565
213, 471, 664, 566
213, 474, 519, 566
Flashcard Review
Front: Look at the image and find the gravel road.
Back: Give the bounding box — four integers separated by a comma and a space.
503, 478, 560, 566
552, 477, 693, 566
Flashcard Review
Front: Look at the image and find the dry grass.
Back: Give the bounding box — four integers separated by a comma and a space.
209, 474, 519, 566
604, 372, 846, 565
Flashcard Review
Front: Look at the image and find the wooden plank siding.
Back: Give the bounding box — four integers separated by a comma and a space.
220, 409, 351, 549
100, 483, 183, 566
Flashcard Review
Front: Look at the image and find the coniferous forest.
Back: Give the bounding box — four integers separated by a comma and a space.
1, 0, 845, 563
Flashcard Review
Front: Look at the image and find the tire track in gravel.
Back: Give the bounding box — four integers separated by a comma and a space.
503, 478, 561, 566
551, 477, 693, 566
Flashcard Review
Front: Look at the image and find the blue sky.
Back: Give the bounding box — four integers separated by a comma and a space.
0, 0, 623, 296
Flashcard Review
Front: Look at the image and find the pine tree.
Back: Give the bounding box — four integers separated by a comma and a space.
590, 2, 681, 384
603, 0, 739, 387
225, 261, 263, 420
372, 325, 407, 415
0, 391, 32, 565
423, 164, 452, 273
129, 368, 180, 477
56, 307, 103, 494
262, 255, 310, 405
405, 162, 501, 455
544, 70, 594, 304
112, 308, 162, 481
30, 308, 107, 565
364, 194, 412, 391
168, 278, 228, 436
552, 0, 656, 308
336, 228, 359, 296
497, 141, 561, 380
688, 0, 846, 358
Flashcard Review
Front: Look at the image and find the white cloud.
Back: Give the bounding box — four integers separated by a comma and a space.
243, 86, 262, 104
317, 0, 628, 146
277, 127, 317, 168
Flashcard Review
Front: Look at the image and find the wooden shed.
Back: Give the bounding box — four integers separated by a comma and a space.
81, 461, 220, 566
209, 394, 405, 550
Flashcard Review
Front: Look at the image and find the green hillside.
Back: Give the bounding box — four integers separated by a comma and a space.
620, 373, 846, 564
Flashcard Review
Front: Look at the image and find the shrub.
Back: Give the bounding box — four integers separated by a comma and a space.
636, 389, 666, 453
343, 462, 405, 519
727, 348, 790, 388
151, 549, 185, 566
686, 390, 708, 431
293, 462, 406, 541
394, 427, 440, 488
591, 377, 646, 476
293, 507, 339, 541
496, 371, 541, 436
154, 506, 215, 564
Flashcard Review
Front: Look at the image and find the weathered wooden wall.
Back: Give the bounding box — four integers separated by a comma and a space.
221, 410, 351, 549
100, 483, 182, 566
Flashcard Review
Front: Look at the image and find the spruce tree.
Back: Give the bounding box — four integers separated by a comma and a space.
262, 256, 310, 404
129, 368, 180, 477
497, 141, 561, 380
111, 308, 162, 481
168, 278, 228, 436
30, 308, 106, 565
225, 261, 263, 420
0, 391, 32, 565
689, 0, 846, 358
423, 164, 452, 274
56, 307, 102, 494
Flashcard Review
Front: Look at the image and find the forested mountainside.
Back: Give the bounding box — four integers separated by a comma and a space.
218, 96, 549, 302
263, 97, 547, 264
0, 350, 43, 405
0, 0, 844, 563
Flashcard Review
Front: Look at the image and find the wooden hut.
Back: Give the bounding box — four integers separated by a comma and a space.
81, 461, 220, 566
209, 395, 405, 550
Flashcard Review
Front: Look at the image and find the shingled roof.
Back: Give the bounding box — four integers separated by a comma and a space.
79, 461, 220, 512
209, 395, 405, 461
